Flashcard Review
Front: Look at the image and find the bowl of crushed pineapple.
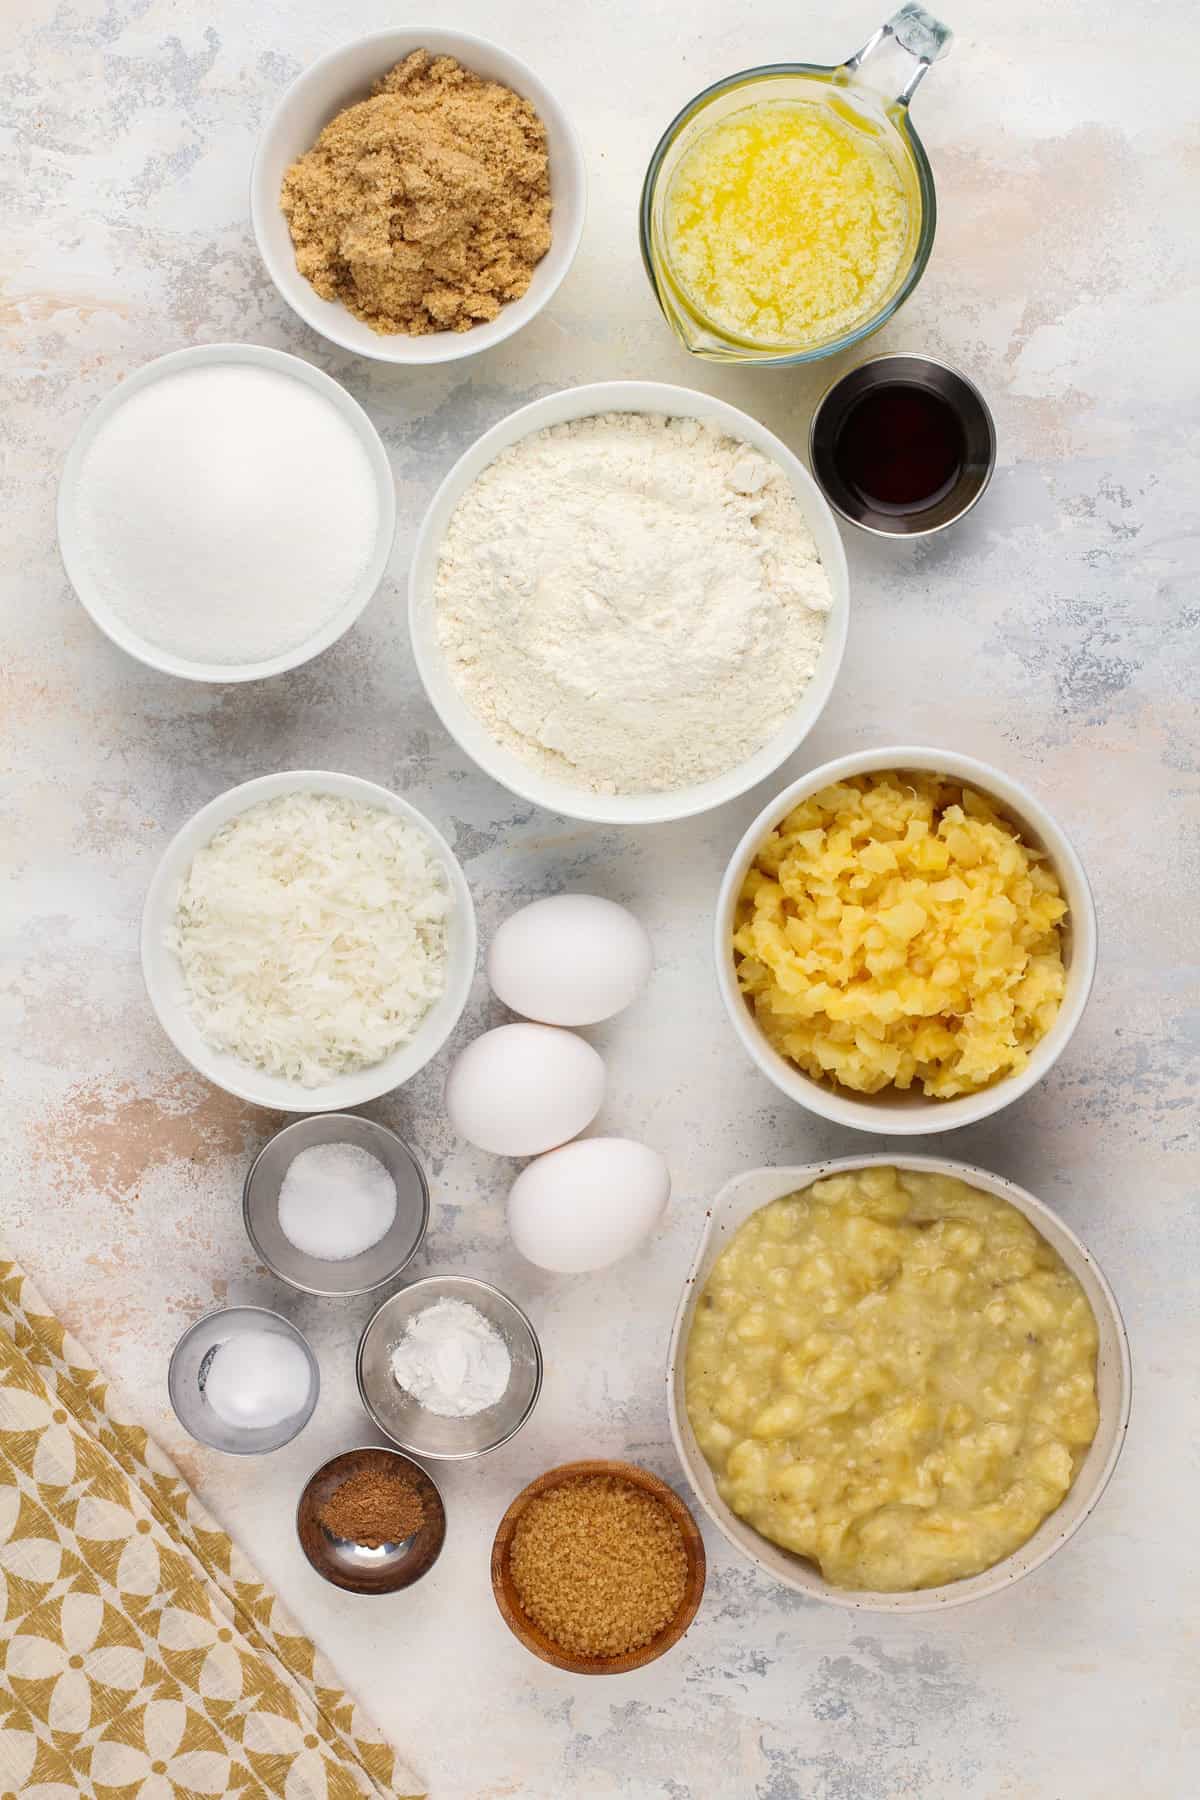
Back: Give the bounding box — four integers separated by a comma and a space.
716, 748, 1097, 1133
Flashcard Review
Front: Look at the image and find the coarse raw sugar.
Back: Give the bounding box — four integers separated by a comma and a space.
281, 50, 551, 336
508, 1474, 689, 1659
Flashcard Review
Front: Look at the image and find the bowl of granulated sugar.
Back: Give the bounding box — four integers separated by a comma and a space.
58, 343, 396, 681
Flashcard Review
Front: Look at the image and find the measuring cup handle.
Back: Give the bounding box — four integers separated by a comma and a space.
844, 5, 953, 106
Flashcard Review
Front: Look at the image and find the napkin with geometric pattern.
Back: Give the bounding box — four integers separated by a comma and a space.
0, 1255, 423, 1799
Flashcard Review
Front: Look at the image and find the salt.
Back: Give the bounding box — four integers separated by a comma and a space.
73, 363, 380, 665
390, 1299, 511, 1418
202, 1329, 312, 1430
278, 1141, 398, 1261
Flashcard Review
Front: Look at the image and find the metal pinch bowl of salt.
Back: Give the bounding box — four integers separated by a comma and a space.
243, 1114, 430, 1298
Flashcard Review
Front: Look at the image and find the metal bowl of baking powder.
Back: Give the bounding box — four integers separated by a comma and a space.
357, 1275, 542, 1460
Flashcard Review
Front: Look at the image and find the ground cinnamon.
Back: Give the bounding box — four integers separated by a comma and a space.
318, 1464, 424, 1547
280, 49, 551, 336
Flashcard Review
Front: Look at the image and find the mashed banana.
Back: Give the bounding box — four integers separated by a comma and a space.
685, 1166, 1099, 1591
734, 772, 1068, 1099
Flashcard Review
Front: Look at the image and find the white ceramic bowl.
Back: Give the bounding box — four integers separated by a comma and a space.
141, 771, 477, 1111
668, 1156, 1131, 1614
251, 29, 586, 364
409, 381, 851, 825
58, 344, 396, 683
716, 746, 1098, 1133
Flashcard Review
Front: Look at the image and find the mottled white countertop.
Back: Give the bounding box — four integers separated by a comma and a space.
4, 1, 1197, 1795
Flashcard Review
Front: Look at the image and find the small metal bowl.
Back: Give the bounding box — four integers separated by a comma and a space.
491, 1459, 707, 1673
297, 1446, 446, 1595
357, 1275, 542, 1461
243, 1115, 430, 1298
168, 1305, 319, 1455
809, 352, 996, 537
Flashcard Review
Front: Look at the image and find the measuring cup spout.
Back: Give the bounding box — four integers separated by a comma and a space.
844, 5, 953, 108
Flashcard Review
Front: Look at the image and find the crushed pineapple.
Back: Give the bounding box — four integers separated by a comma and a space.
734, 773, 1068, 1099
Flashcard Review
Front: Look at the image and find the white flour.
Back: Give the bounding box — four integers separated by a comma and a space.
435, 412, 832, 794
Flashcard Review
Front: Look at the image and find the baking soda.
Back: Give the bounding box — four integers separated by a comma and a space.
202, 1329, 312, 1429
72, 363, 380, 665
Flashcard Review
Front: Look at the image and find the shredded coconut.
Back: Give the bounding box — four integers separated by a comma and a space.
389, 1298, 512, 1418
434, 412, 832, 794
169, 793, 450, 1085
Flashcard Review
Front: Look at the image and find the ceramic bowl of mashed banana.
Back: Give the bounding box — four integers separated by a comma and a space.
667, 1155, 1130, 1613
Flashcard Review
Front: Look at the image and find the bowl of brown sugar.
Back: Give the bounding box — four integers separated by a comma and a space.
251, 28, 587, 364
491, 1460, 706, 1673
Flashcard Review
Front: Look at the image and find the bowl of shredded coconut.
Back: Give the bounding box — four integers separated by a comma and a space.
141, 771, 476, 1110
409, 381, 850, 824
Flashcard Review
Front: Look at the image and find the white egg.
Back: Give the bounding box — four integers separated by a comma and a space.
487, 894, 653, 1026
444, 1023, 605, 1157
507, 1137, 671, 1273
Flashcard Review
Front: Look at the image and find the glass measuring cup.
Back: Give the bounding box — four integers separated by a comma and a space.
639, 6, 953, 365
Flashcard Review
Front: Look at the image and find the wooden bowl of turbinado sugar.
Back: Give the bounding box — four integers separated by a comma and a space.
491, 1459, 706, 1673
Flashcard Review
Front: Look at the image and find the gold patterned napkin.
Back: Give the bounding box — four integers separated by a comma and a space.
0, 1254, 423, 1799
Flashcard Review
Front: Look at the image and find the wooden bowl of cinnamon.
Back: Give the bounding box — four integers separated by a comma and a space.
491, 1459, 705, 1673
297, 1445, 445, 1594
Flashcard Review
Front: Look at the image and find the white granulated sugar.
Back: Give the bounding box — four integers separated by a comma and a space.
73, 364, 380, 665
434, 412, 832, 794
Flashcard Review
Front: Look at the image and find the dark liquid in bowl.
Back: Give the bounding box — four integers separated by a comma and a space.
833, 383, 966, 515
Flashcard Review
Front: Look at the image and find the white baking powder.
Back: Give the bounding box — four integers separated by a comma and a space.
434, 412, 832, 794
73, 363, 380, 665
389, 1298, 511, 1418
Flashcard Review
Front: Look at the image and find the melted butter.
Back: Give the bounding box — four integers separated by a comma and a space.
663, 96, 911, 351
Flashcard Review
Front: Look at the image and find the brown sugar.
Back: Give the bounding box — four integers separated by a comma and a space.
280, 50, 552, 336
508, 1475, 689, 1659
318, 1464, 424, 1547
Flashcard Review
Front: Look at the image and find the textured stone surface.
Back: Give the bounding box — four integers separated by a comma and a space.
2, 2, 1197, 1796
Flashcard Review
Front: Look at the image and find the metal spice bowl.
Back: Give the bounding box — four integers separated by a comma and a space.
490, 1459, 706, 1673
297, 1446, 446, 1595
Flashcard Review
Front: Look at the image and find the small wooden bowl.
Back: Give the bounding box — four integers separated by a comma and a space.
490, 1458, 706, 1674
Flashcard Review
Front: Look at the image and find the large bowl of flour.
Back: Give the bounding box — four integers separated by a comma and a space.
409, 381, 850, 825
